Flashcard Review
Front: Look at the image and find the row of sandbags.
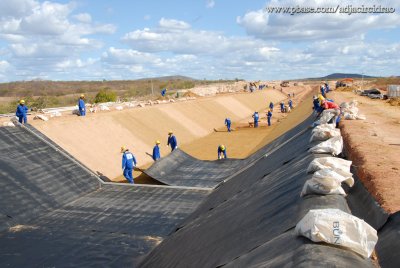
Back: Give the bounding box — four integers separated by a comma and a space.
295, 122, 377, 259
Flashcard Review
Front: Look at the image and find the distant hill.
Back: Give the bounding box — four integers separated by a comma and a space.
304, 73, 377, 80
323, 73, 376, 79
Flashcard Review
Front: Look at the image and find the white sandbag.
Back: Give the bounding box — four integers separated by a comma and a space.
300, 176, 345, 197
33, 115, 49, 121
312, 123, 336, 133
115, 105, 124, 111
313, 168, 354, 187
309, 136, 343, 156
310, 124, 341, 142
99, 105, 110, 111
2, 121, 15, 127
319, 110, 336, 124
307, 157, 352, 175
295, 209, 378, 258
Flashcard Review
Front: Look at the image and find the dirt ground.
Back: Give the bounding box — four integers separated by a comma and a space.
329, 91, 400, 213
28, 87, 313, 181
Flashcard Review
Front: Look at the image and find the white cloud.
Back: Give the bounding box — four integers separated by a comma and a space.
159, 18, 191, 30
103, 47, 162, 65
206, 0, 215, 9
0, 60, 10, 72
0, 0, 37, 17
237, 0, 400, 41
123, 18, 279, 56
73, 13, 92, 23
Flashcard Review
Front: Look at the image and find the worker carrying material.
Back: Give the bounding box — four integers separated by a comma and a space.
121, 146, 137, 184
225, 118, 232, 132
78, 94, 86, 116
218, 145, 227, 160
15, 100, 29, 124
252, 112, 259, 128
167, 131, 178, 151
267, 109, 272, 126
152, 140, 161, 161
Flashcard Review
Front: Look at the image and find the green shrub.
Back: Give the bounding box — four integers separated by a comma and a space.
94, 89, 117, 103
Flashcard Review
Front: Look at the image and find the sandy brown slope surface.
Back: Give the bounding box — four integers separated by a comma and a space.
331, 91, 400, 213
30, 88, 312, 180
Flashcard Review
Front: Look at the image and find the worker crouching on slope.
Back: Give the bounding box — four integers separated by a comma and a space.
318, 100, 341, 124
153, 140, 161, 161
16, 99, 29, 124
78, 94, 86, 116
225, 118, 232, 132
218, 145, 227, 160
121, 146, 137, 184
167, 131, 178, 152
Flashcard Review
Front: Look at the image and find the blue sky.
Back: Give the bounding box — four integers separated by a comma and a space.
0, 0, 399, 82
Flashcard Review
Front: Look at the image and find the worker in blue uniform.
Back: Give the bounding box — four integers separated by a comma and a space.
280, 101, 285, 113
218, 145, 227, 159
121, 146, 137, 184
267, 109, 272, 126
15, 99, 29, 124
167, 131, 178, 151
78, 94, 86, 116
152, 140, 161, 161
320, 85, 326, 98
252, 112, 259, 128
225, 118, 232, 132
288, 99, 293, 110
161, 88, 167, 97
269, 101, 274, 111
313, 96, 320, 114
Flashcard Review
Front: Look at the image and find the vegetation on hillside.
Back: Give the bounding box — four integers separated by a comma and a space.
0, 78, 240, 114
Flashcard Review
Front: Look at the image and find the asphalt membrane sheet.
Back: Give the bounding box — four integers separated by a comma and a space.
0, 114, 399, 267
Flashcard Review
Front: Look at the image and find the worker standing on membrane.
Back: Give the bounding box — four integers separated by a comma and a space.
218, 145, 227, 159
152, 141, 161, 161
121, 146, 137, 184
288, 99, 293, 110
267, 109, 272, 126
78, 94, 86, 116
15, 100, 29, 124
167, 131, 178, 151
225, 118, 232, 132
252, 112, 259, 128
269, 101, 274, 111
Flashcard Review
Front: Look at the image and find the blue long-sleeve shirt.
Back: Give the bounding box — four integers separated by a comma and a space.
16, 105, 28, 117
269, 102, 274, 109
78, 99, 85, 111
267, 111, 272, 118
225, 118, 231, 126
152, 145, 160, 161
167, 135, 177, 150
122, 151, 136, 169
253, 112, 259, 121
